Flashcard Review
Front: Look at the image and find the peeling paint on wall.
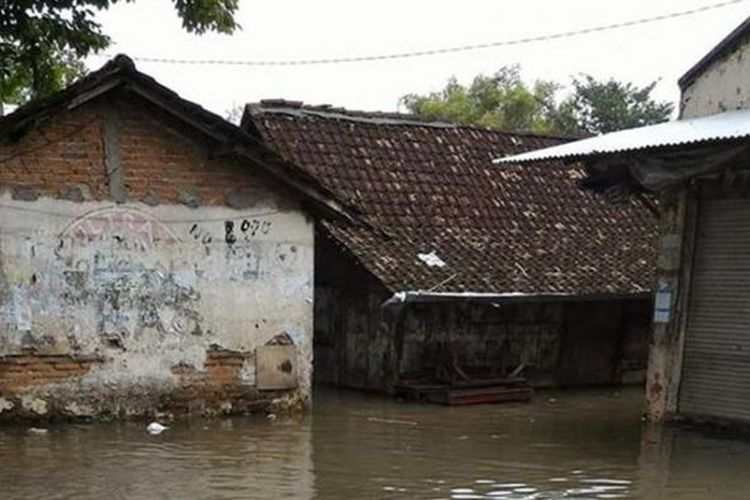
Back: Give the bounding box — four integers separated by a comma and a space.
0, 194, 314, 420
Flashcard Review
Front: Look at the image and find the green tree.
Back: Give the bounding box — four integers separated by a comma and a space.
1, 1, 240, 106
554, 75, 673, 135
401, 66, 560, 133
402, 67, 674, 135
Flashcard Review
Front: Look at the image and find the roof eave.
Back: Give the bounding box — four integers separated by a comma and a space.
383, 290, 652, 306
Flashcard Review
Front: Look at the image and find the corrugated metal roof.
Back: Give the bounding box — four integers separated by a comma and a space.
494, 109, 750, 164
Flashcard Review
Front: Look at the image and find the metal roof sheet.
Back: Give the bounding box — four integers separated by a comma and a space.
494, 109, 750, 164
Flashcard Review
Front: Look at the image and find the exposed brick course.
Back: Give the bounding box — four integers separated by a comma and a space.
0, 355, 101, 392
168, 348, 295, 416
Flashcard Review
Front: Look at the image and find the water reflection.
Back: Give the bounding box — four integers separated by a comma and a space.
312, 389, 641, 499
1, 388, 750, 499
636, 423, 750, 500
0, 416, 314, 499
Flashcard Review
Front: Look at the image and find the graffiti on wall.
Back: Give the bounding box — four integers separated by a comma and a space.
224, 218, 273, 244
188, 217, 273, 247
56, 207, 202, 347
59, 206, 180, 249
0, 203, 309, 358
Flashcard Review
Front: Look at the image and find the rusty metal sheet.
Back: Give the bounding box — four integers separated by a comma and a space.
256, 345, 298, 390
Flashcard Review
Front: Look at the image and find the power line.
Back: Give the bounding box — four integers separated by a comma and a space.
96, 0, 748, 67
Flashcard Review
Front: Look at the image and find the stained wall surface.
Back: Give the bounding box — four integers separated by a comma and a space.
681, 36, 750, 118
0, 97, 314, 420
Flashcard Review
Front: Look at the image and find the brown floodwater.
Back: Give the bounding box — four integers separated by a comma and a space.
1, 387, 749, 499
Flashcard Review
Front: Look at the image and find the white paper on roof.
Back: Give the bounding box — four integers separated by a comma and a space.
417, 251, 446, 268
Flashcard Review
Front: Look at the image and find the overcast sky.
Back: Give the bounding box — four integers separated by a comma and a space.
85, 0, 750, 119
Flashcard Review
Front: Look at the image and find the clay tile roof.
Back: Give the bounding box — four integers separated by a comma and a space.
244, 103, 658, 297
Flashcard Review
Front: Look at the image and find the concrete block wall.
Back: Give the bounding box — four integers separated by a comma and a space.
0, 95, 314, 421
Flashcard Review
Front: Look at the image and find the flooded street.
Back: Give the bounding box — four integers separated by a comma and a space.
1, 388, 750, 499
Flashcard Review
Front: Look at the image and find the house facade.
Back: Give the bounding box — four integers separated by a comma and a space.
243, 102, 657, 392
0, 56, 346, 420
499, 17, 750, 425
661, 20, 750, 424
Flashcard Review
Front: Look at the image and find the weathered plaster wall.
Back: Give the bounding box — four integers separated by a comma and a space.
681, 36, 750, 118
0, 197, 313, 419
0, 95, 315, 420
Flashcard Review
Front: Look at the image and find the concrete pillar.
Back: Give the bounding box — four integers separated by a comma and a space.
643, 188, 697, 421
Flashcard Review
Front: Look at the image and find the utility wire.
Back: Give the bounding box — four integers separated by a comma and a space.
97, 0, 748, 67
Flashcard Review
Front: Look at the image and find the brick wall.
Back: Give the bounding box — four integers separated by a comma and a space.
0, 105, 108, 200
117, 101, 286, 206
0, 355, 101, 392
168, 348, 298, 416
0, 94, 294, 207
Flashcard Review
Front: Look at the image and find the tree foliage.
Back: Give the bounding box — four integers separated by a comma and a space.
554, 75, 674, 135
402, 67, 674, 135
0, 1, 240, 105
401, 66, 559, 133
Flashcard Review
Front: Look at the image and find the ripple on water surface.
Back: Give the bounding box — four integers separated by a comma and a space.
1, 388, 750, 499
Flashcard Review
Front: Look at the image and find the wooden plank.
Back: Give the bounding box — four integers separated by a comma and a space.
394, 380, 533, 406
427, 386, 533, 406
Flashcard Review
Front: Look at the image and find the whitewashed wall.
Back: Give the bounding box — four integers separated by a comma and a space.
0, 193, 314, 416
681, 38, 750, 118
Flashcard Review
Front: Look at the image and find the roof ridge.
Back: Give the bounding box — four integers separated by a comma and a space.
246, 100, 578, 140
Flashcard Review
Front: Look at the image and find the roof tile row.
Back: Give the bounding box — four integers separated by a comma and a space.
245, 103, 657, 296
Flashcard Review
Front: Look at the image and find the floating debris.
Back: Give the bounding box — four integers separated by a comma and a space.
146, 422, 168, 435
366, 416, 418, 426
